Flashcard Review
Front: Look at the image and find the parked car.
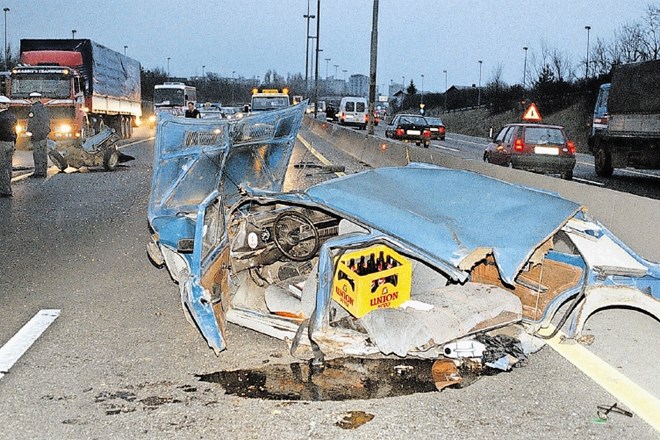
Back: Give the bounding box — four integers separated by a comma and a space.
385, 114, 431, 147
425, 117, 446, 140
147, 105, 659, 361
483, 123, 576, 180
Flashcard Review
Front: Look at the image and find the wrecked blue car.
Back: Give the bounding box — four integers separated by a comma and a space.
147, 104, 660, 359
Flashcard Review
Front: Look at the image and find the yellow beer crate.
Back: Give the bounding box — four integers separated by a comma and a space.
332, 244, 412, 318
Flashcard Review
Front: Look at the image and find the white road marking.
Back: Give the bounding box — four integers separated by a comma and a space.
118, 136, 154, 150
433, 144, 460, 152
0, 309, 61, 379
573, 177, 604, 186
297, 134, 346, 177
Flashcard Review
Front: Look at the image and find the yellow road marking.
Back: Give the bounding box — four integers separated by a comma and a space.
296, 134, 346, 177
541, 325, 660, 431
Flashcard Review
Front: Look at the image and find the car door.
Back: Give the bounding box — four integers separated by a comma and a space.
148, 104, 306, 353
385, 115, 399, 137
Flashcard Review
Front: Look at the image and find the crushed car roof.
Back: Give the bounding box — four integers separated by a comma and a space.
295, 163, 582, 285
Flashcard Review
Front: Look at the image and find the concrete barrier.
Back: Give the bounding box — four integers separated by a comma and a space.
303, 116, 660, 262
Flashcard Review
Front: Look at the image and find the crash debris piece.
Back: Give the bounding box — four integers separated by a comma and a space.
336, 411, 375, 429
431, 359, 462, 390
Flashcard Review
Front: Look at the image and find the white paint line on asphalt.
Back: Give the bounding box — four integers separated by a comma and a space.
576, 159, 659, 179
573, 177, 605, 186
433, 144, 460, 152
118, 136, 155, 150
0, 309, 61, 380
540, 325, 660, 432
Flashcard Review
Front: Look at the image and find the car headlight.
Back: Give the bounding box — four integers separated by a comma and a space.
149, 115, 157, 123
14, 124, 23, 135
58, 123, 72, 134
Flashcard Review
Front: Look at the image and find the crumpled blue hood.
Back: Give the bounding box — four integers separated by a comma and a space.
302, 163, 582, 284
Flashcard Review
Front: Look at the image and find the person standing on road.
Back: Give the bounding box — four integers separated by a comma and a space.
184, 101, 200, 118
0, 96, 17, 197
26, 92, 50, 178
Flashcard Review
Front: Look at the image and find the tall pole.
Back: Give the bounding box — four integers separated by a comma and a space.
313, 0, 320, 118
334, 64, 338, 78
522, 46, 528, 93
202, 65, 205, 78
167, 57, 170, 79
443, 70, 448, 110
3, 8, 8, 71
367, 0, 379, 135
478, 60, 482, 107
72, 29, 76, 39
124, 45, 127, 56
303, 0, 315, 95
324, 58, 331, 79
585, 26, 591, 79
420, 74, 424, 104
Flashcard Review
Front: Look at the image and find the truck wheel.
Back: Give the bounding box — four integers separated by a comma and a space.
48, 150, 68, 171
103, 147, 119, 171
594, 147, 613, 177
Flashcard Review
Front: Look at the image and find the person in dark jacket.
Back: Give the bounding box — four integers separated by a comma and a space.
26, 92, 50, 177
0, 95, 17, 197
184, 101, 200, 118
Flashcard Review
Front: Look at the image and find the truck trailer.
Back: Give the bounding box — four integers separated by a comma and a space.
8, 39, 142, 143
588, 59, 660, 176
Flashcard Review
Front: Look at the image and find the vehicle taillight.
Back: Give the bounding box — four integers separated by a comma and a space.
365, 114, 369, 122
567, 140, 576, 155
423, 129, 431, 138
395, 128, 405, 136
439, 126, 446, 134
513, 138, 524, 152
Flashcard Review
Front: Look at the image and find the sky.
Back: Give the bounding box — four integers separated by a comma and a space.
6, 0, 655, 93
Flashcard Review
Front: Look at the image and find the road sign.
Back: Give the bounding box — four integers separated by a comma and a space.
522, 102, 542, 122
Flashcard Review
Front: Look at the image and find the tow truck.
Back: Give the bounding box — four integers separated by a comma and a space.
250, 88, 290, 113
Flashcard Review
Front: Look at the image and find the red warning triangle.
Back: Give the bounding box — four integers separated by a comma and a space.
522, 102, 542, 122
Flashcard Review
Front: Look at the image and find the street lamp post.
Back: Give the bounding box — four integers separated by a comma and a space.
585, 25, 591, 79
324, 58, 331, 79
420, 74, 424, 104
3, 8, 9, 71
443, 70, 448, 110
522, 46, 528, 92
313, 0, 321, 119
334, 64, 338, 78
202, 65, 205, 78
303, 0, 316, 94
167, 57, 170, 79
72, 29, 76, 39
232, 70, 236, 105
478, 60, 483, 107
124, 45, 127, 56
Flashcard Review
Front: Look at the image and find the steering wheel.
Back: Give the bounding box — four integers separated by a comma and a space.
272, 211, 320, 261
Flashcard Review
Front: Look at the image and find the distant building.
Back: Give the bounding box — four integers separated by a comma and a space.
347, 74, 369, 97
388, 83, 404, 99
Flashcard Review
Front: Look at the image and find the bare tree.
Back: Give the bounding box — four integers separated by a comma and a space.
640, 4, 660, 60
590, 37, 612, 76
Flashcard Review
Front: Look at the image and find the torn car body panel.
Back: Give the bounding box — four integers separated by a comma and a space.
148, 105, 306, 353
147, 105, 659, 358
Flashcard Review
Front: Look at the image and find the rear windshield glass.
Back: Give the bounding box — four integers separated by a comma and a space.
524, 127, 565, 145
356, 102, 366, 112
399, 116, 427, 125
427, 117, 443, 125
345, 102, 355, 112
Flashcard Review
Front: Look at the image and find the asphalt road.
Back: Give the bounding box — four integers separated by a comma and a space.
0, 125, 658, 439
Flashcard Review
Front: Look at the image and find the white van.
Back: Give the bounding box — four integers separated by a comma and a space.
338, 96, 368, 129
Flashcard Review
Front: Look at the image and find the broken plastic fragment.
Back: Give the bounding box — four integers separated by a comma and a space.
443, 340, 486, 359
